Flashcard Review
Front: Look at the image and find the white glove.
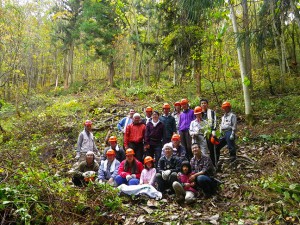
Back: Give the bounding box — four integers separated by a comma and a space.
83, 171, 96, 178
98, 179, 104, 184
212, 130, 216, 137
75, 153, 80, 160
131, 174, 136, 179
230, 133, 234, 140
162, 170, 171, 180
126, 175, 132, 181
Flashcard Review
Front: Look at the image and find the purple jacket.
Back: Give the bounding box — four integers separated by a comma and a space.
145, 121, 165, 146
178, 109, 195, 131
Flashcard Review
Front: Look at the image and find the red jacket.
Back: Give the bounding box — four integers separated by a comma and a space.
124, 122, 146, 148
118, 159, 144, 179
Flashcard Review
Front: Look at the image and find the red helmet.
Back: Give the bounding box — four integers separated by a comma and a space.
171, 134, 181, 141
180, 98, 189, 105
144, 156, 154, 164
126, 148, 135, 156
84, 120, 92, 126
210, 136, 220, 145
174, 102, 181, 107
108, 136, 117, 142
163, 103, 171, 109
106, 149, 116, 156
222, 101, 231, 109
145, 106, 153, 112
194, 106, 202, 115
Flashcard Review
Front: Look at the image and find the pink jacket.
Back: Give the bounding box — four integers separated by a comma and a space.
178, 172, 197, 193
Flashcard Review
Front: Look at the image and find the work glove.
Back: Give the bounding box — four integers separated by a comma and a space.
126, 175, 132, 181
230, 133, 235, 140
212, 130, 216, 137
83, 171, 96, 178
75, 153, 80, 160
162, 170, 171, 180
131, 174, 136, 179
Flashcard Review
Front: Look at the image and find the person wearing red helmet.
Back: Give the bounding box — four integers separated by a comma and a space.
159, 103, 176, 143
75, 120, 100, 162
178, 98, 195, 160
142, 106, 153, 125
189, 106, 208, 155
215, 101, 237, 163
161, 134, 187, 162
139, 156, 156, 186
115, 149, 144, 186
101, 136, 125, 162
98, 149, 120, 186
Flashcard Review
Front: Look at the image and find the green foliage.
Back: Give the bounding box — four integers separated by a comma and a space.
124, 85, 155, 100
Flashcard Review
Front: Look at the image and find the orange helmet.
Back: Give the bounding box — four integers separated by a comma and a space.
145, 106, 153, 112
163, 103, 171, 109
126, 148, 135, 156
222, 101, 231, 109
174, 102, 181, 107
194, 106, 202, 115
108, 136, 117, 142
144, 156, 154, 164
106, 149, 116, 156
171, 134, 181, 141
180, 98, 188, 105
84, 120, 92, 126
210, 136, 220, 145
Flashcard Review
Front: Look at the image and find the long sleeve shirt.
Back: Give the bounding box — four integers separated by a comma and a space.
101, 145, 125, 162
74, 161, 99, 177
159, 115, 176, 141
98, 159, 120, 180
202, 108, 217, 131
220, 111, 237, 133
76, 130, 98, 154
189, 119, 208, 136
190, 155, 215, 177
157, 155, 181, 174
118, 159, 144, 179
178, 109, 195, 132
178, 173, 197, 193
139, 168, 156, 186
145, 121, 165, 146
117, 116, 133, 133
124, 122, 146, 148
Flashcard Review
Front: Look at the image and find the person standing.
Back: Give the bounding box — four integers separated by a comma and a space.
98, 149, 120, 186
76, 120, 100, 162
171, 101, 181, 130
142, 106, 153, 124
215, 101, 237, 163
124, 113, 146, 162
117, 109, 135, 133
101, 136, 125, 162
200, 99, 218, 165
189, 106, 209, 155
159, 103, 176, 143
144, 111, 165, 165
178, 99, 195, 160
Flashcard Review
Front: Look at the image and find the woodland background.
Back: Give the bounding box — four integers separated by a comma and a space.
0, 0, 300, 224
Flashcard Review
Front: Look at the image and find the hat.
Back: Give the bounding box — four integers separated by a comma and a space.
162, 143, 174, 152
171, 134, 181, 141
133, 113, 141, 118
126, 148, 135, 155
86, 151, 95, 156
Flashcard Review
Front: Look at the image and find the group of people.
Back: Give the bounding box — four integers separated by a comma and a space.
72, 98, 237, 204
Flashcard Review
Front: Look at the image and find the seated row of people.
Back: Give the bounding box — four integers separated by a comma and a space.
72, 143, 218, 204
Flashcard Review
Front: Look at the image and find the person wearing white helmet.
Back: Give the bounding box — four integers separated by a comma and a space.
72, 151, 99, 187
75, 120, 100, 162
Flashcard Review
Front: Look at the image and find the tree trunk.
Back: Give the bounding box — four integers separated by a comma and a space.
290, 0, 300, 30
108, 59, 114, 86
194, 58, 201, 98
229, 2, 253, 124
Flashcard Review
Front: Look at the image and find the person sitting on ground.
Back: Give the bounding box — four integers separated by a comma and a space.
75, 120, 100, 162
172, 161, 197, 205
215, 101, 237, 163
98, 149, 120, 186
142, 106, 153, 124
72, 151, 99, 187
189, 106, 209, 155
101, 136, 125, 162
155, 143, 181, 194
124, 113, 146, 162
144, 110, 165, 166
189, 143, 217, 198
139, 156, 156, 186
159, 103, 176, 143
115, 149, 143, 186
171, 101, 181, 130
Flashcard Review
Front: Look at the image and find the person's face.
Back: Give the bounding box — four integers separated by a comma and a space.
172, 140, 180, 147
126, 154, 134, 163
196, 113, 202, 119
200, 101, 208, 111
107, 154, 115, 162
182, 165, 189, 175
85, 125, 92, 132
222, 106, 230, 113
175, 105, 181, 112
146, 111, 152, 117
133, 116, 140, 124
192, 145, 201, 157
146, 162, 153, 169
109, 141, 117, 148
129, 109, 135, 117
164, 147, 173, 158
163, 108, 170, 115
152, 112, 159, 121
86, 153, 94, 163
181, 103, 188, 110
